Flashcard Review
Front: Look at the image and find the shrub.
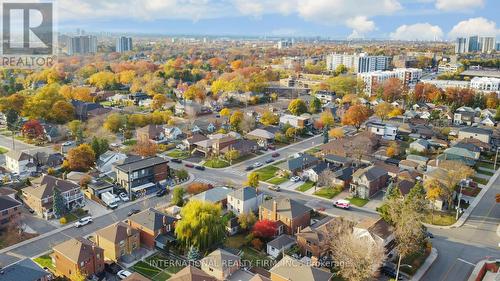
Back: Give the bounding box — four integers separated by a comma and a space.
59, 217, 67, 224
251, 238, 264, 251
175, 169, 189, 180
245, 233, 254, 244
186, 182, 212, 194
47, 168, 55, 175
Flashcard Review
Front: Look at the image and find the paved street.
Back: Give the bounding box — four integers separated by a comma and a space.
0, 134, 36, 152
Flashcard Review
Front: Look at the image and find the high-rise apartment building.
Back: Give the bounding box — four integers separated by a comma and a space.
116, 36, 133, 53
326, 53, 390, 73
67, 35, 97, 55
479, 36, 496, 53
357, 68, 422, 95
455, 35, 496, 54
455, 37, 468, 54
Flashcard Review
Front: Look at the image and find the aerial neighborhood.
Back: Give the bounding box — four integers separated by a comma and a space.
0, 8, 499, 281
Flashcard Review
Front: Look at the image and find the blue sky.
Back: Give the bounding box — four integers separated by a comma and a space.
58, 0, 499, 40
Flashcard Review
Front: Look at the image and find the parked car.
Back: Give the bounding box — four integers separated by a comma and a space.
380, 266, 402, 280
195, 165, 206, 171
271, 152, 280, 157
290, 176, 301, 182
156, 188, 167, 197
117, 270, 132, 280
265, 159, 275, 164
268, 145, 276, 150
252, 162, 263, 168
171, 158, 182, 163
245, 166, 254, 171
425, 231, 434, 238
119, 192, 129, 202
62, 141, 74, 146
74, 216, 93, 228
105, 263, 122, 274
269, 185, 280, 191
127, 209, 140, 217
185, 163, 194, 168
333, 199, 350, 209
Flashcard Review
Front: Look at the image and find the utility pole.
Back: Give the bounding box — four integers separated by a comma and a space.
456, 184, 464, 220
494, 147, 499, 170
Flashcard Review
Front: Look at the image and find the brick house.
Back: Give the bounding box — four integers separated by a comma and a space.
0, 195, 22, 229
113, 156, 170, 196
52, 237, 104, 278
95, 221, 140, 262
259, 197, 311, 235
350, 165, 389, 199
127, 208, 177, 249
296, 218, 336, 261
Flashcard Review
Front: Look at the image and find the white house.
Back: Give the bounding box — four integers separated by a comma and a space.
5, 150, 36, 176
226, 186, 263, 215
457, 127, 493, 144
266, 235, 296, 259
480, 117, 496, 127
279, 114, 311, 129
96, 150, 127, 175
164, 126, 183, 140
366, 122, 397, 140
409, 139, 430, 152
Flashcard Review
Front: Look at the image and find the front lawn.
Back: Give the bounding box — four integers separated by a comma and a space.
422, 211, 457, 226
204, 158, 230, 168
476, 161, 498, 170
267, 177, 288, 185
166, 149, 190, 159
145, 253, 183, 273
254, 166, 280, 181
0, 147, 8, 154
313, 187, 342, 199
296, 181, 315, 192
305, 147, 321, 155
347, 197, 369, 207
472, 176, 488, 185
132, 261, 162, 278
476, 169, 494, 176
34, 254, 55, 272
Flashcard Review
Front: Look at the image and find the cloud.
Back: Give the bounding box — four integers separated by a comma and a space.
345, 16, 375, 38
435, 0, 484, 11
390, 23, 443, 41
448, 17, 499, 38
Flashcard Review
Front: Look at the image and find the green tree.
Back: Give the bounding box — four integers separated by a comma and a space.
6, 109, 19, 132
246, 172, 260, 188
91, 137, 109, 159
238, 212, 257, 230
187, 245, 201, 262
172, 186, 185, 207
309, 97, 321, 113
68, 120, 82, 139
288, 99, 307, 116
174, 200, 225, 251
53, 188, 66, 218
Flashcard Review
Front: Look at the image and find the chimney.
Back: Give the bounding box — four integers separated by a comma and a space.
272, 200, 278, 221
126, 226, 132, 237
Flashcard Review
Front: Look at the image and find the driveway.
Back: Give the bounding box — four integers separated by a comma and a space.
278, 180, 302, 191
20, 210, 57, 234
83, 198, 111, 217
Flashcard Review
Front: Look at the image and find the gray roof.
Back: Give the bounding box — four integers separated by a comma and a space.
267, 234, 296, 250
310, 162, 328, 175
288, 154, 318, 171
228, 186, 258, 201
323, 154, 350, 165
270, 256, 333, 281
353, 166, 388, 181
260, 197, 311, 219
0, 258, 51, 281
129, 208, 176, 231
459, 127, 493, 135
5, 150, 32, 161
192, 186, 232, 203
113, 155, 168, 172
0, 195, 21, 211
200, 249, 241, 272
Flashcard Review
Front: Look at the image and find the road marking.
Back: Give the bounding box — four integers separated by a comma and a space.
457, 258, 475, 266
463, 223, 478, 228
6, 252, 26, 259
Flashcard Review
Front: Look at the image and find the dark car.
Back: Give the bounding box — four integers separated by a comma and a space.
245, 166, 254, 171
195, 166, 206, 171
425, 231, 434, 238
265, 159, 275, 164
171, 158, 182, 164
105, 263, 122, 274
156, 189, 167, 197
268, 145, 276, 150
127, 209, 140, 217
380, 266, 402, 279
185, 163, 194, 168
271, 152, 280, 157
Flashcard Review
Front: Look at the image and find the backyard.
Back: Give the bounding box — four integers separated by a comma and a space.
132, 253, 184, 281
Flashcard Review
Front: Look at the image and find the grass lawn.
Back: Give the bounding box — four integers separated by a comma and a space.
472, 176, 488, 185
146, 253, 183, 273
224, 234, 246, 249
476, 161, 497, 170
232, 153, 257, 164
100, 101, 113, 106
267, 177, 288, 185
204, 158, 230, 168
400, 248, 431, 275
254, 166, 280, 181
166, 149, 190, 159
241, 246, 273, 269
313, 187, 341, 199
476, 169, 494, 176
305, 147, 321, 155
33, 254, 55, 272
296, 181, 315, 192
63, 213, 78, 223
0, 147, 8, 154
347, 197, 369, 207
123, 139, 137, 146
132, 261, 162, 278
422, 211, 457, 226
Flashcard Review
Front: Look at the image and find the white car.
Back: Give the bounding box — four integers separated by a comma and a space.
117, 270, 132, 279
62, 141, 74, 146
290, 176, 301, 182
333, 199, 351, 209
119, 192, 129, 202
74, 216, 93, 228
252, 162, 263, 168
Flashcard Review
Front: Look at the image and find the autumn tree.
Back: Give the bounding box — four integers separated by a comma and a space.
67, 120, 82, 139
342, 104, 371, 130
386, 141, 400, 157
186, 182, 212, 194
437, 161, 474, 209
229, 110, 244, 131
485, 93, 498, 109
260, 110, 279, 126
224, 148, 240, 165
50, 100, 75, 124
424, 179, 443, 224
317, 170, 335, 188
246, 172, 260, 188
21, 119, 45, 139
220, 108, 231, 119
183, 83, 205, 101
174, 200, 225, 251
64, 144, 95, 171
328, 127, 344, 139
319, 111, 335, 127
288, 99, 307, 116
374, 102, 393, 121
104, 113, 126, 133
285, 127, 297, 140
382, 77, 403, 102
88, 71, 116, 89
238, 212, 257, 230
252, 220, 277, 239
133, 139, 158, 157
152, 94, 167, 110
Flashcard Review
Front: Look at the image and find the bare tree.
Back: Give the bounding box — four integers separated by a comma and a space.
317, 170, 335, 188
436, 160, 474, 209
240, 115, 256, 134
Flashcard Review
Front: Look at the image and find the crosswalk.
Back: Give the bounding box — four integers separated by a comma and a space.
193, 178, 220, 186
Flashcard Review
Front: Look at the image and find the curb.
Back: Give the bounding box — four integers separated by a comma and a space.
411, 248, 438, 281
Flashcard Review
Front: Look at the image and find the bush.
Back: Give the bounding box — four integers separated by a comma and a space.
186, 182, 212, 194
245, 233, 254, 244
175, 169, 189, 180
251, 238, 264, 251
59, 217, 67, 224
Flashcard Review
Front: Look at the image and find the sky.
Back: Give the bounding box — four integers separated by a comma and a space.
56, 0, 500, 40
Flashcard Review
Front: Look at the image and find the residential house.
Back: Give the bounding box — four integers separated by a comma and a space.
279, 114, 312, 129
128, 208, 177, 249
183, 133, 209, 151
192, 134, 238, 157
52, 237, 105, 278
96, 150, 127, 175
71, 100, 103, 121
0, 195, 22, 229
164, 126, 183, 140
318, 131, 379, 160
453, 107, 477, 125
266, 235, 296, 259
0, 258, 52, 281
87, 179, 114, 198
366, 122, 397, 140
259, 197, 311, 235
129, 92, 150, 106
350, 166, 389, 199
315, 90, 336, 104
296, 217, 336, 260
398, 159, 419, 171
113, 155, 170, 196
480, 116, 496, 127
353, 218, 395, 254
457, 138, 490, 151
5, 150, 36, 176
95, 221, 140, 262
223, 139, 258, 158
32, 151, 64, 170
191, 186, 233, 207
175, 100, 203, 116
227, 186, 264, 215
302, 162, 330, 183
22, 175, 84, 219
438, 146, 479, 166
200, 249, 241, 280
283, 153, 319, 175
136, 124, 165, 142
457, 127, 493, 144
167, 265, 217, 281
406, 154, 429, 170
246, 128, 275, 147
269, 255, 333, 281
123, 273, 151, 281
409, 139, 430, 153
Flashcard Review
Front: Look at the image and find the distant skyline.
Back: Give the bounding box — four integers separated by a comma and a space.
57, 0, 499, 40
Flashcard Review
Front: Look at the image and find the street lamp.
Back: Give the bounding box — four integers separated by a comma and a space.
456, 183, 464, 220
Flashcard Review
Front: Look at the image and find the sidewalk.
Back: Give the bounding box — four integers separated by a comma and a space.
411, 248, 438, 281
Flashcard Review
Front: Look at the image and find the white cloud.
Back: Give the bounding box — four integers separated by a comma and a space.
448, 17, 499, 38
390, 23, 443, 41
435, 0, 484, 11
345, 16, 375, 38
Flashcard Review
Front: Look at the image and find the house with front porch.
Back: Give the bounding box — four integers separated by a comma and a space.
350, 165, 389, 199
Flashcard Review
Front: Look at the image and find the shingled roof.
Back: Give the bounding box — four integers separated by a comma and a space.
22, 174, 80, 199
53, 237, 103, 264
260, 197, 311, 219
128, 208, 176, 232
